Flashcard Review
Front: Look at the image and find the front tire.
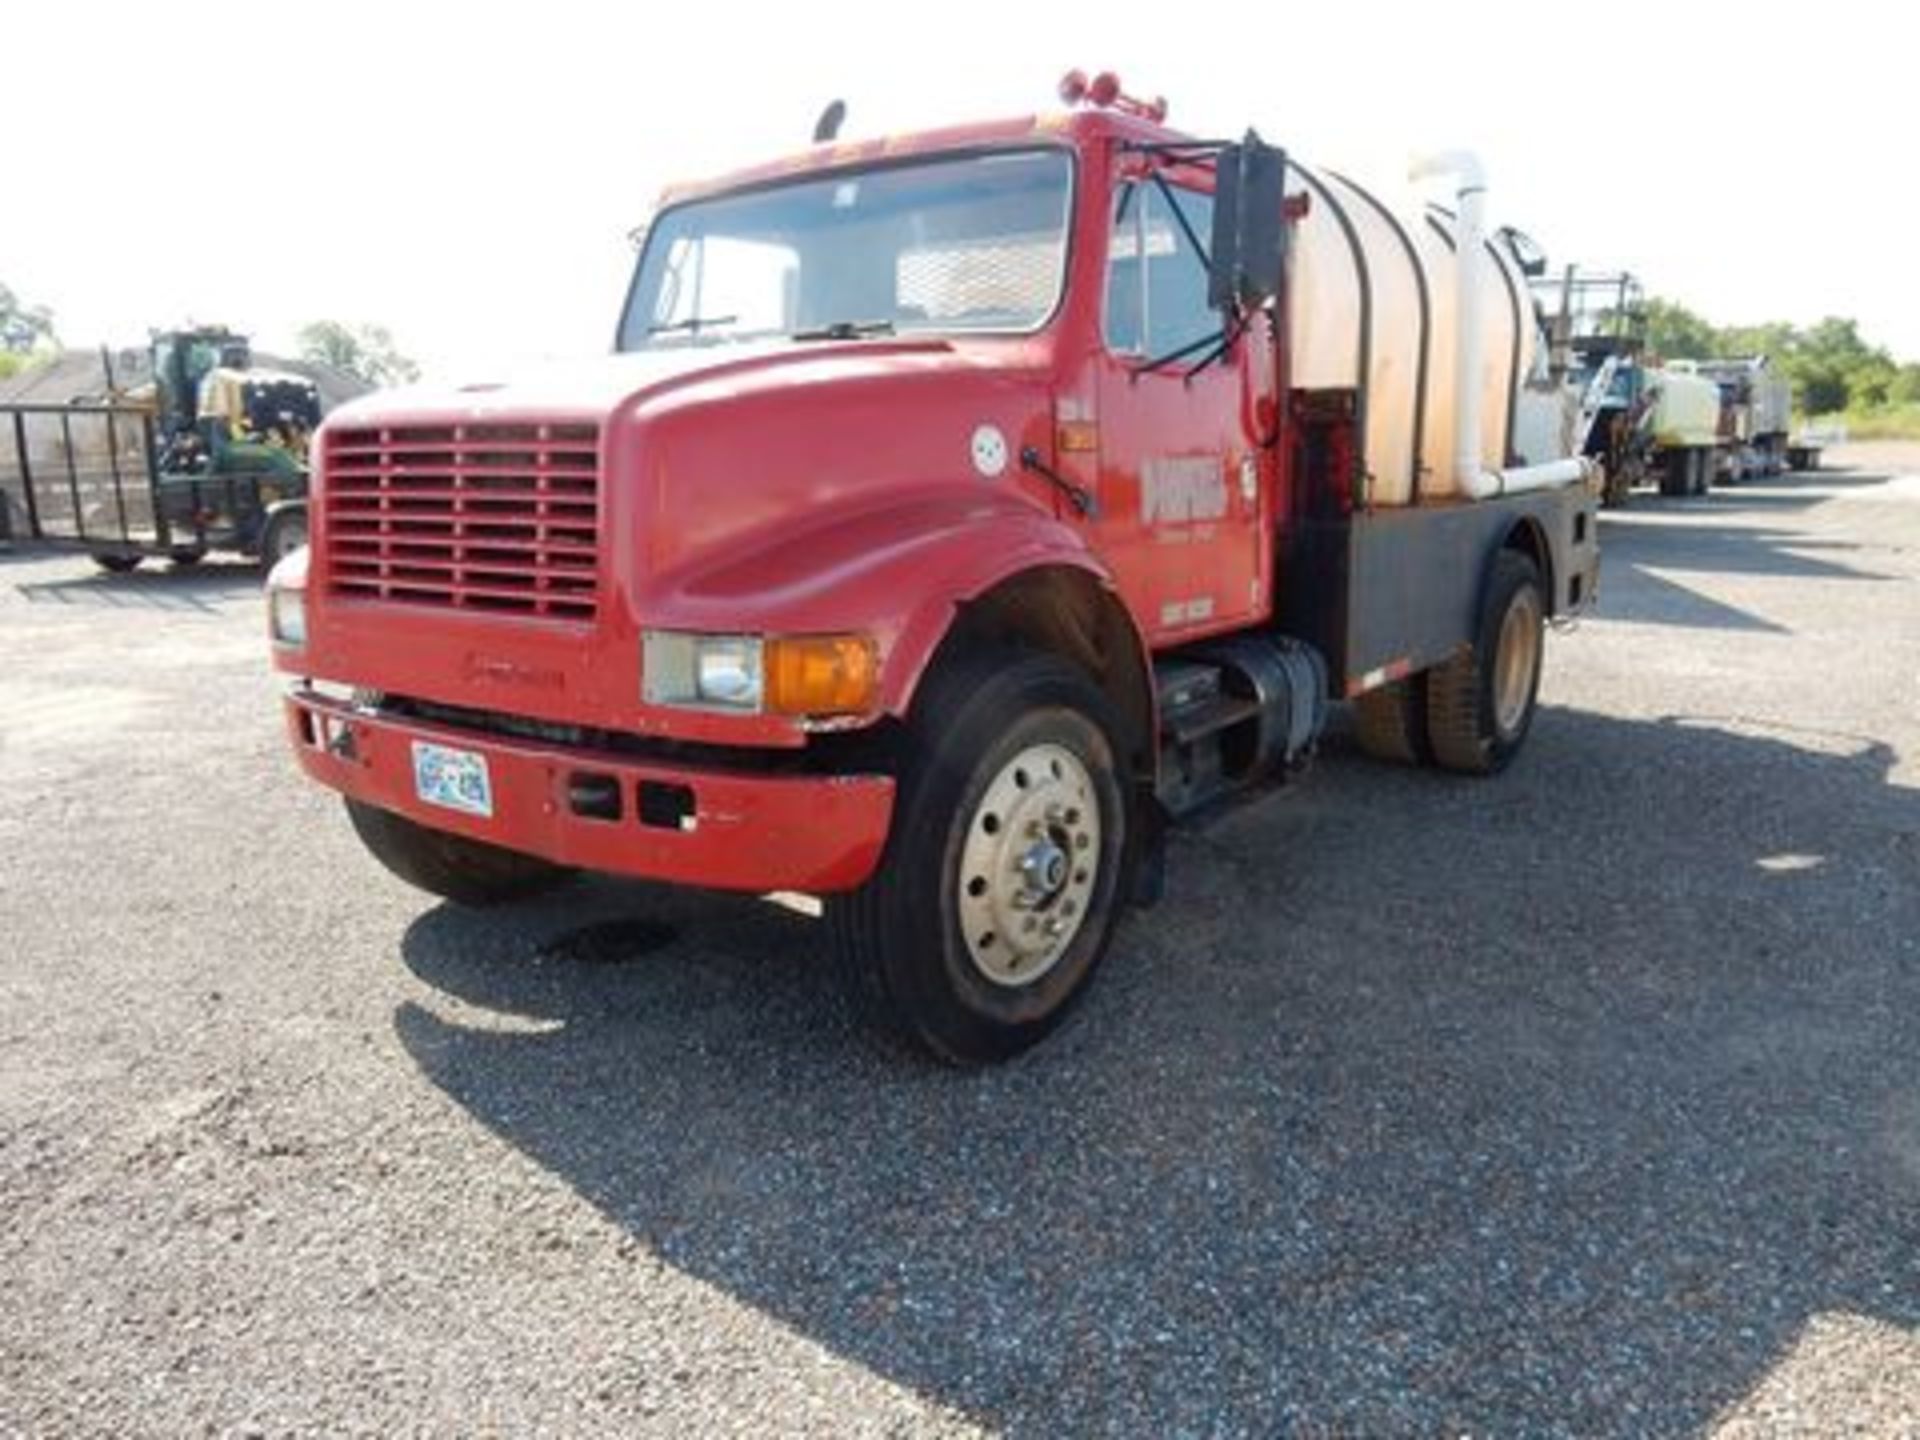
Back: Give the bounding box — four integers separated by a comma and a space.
828, 650, 1131, 1064
344, 798, 572, 907
92, 553, 141, 574
1426, 549, 1546, 775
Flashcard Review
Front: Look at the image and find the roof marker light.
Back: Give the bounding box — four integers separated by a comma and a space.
1056, 69, 1168, 123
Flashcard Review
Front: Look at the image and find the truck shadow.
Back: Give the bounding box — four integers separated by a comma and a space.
394, 708, 1919, 1433
1614, 464, 1897, 519
1595, 480, 1893, 633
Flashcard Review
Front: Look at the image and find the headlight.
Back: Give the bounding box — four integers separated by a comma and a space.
643, 632, 763, 710
643, 631, 878, 717
694, 636, 763, 707
268, 586, 307, 648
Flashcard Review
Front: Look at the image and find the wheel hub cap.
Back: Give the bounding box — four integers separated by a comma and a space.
1492, 587, 1543, 739
1019, 840, 1070, 900
957, 742, 1101, 987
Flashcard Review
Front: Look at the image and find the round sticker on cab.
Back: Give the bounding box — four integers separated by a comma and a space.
971, 424, 1009, 479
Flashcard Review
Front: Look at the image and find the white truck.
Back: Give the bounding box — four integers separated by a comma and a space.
1671, 356, 1793, 481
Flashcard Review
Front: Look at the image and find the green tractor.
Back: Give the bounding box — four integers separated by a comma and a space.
111, 326, 320, 570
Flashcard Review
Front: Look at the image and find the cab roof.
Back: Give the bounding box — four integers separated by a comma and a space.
655, 106, 1195, 208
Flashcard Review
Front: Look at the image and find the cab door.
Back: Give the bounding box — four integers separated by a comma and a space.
1093, 172, 1271, 646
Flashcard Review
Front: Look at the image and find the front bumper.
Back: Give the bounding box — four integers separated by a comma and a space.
284, 688, 894, 893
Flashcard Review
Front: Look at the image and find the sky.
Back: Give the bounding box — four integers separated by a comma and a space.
6, 0, 1911, 380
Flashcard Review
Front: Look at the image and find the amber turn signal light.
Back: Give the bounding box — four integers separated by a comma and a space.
765, 634, 879, 717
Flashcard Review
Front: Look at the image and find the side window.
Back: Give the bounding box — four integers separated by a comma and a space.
1103, 181, 1216, 358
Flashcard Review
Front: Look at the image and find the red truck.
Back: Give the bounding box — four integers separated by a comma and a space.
268, 74, 1600, 1061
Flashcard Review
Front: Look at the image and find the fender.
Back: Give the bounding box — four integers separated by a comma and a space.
1499, 513, 1556, 615
259, 495, 307, 531
634, 482, 1126, 719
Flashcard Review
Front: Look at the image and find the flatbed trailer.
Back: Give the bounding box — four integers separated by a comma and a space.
0, 401, 308, 569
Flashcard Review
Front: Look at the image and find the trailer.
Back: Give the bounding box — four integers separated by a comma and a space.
0, 329, 318, 570
0, 400, 309, 569
267, 72, 1600, 1061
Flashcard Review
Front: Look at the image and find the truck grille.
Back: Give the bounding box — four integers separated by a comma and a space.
323, 420, 601, 620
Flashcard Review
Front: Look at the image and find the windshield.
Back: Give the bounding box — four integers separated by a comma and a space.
617, 149, 1074, 350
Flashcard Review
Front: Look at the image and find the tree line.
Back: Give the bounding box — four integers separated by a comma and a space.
1643, 299, 1918, 417
6, 276, 1913, 420
0, 283, 418, 389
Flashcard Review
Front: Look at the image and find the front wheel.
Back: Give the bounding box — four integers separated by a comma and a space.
91, 553, 142, 574
1426, 549, 1546, 775
344, 798, 573, 906
828, 650, 1131, 1063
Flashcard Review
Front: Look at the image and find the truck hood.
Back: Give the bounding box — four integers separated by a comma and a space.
322, 336, 1056, 581
302, 337, 1081, 745
324, 337, 986, 426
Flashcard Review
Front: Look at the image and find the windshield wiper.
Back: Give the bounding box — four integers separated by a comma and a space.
791, 318, 896, 342
647, 314, 738, 336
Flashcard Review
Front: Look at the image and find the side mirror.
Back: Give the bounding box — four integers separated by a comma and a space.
1498, 225, 1549, 279
1209, 133, 1287, 313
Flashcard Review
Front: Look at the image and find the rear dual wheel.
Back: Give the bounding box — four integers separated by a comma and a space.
1352, 550, 1546, 776
1353, 674, 1429, 765
828, 650, 1130, 1064
1660, 448, 1712, 497
1426, 550, 1545, 774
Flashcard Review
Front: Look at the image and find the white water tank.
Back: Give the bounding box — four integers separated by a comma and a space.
1284, 162, 1570, 506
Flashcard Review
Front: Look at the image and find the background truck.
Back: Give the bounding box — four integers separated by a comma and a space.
1643, 365, 1723, 497
1668, 355, 1793, 481
268, 72, 1600, 1062
1535, 268, 1723, 502
0, 327, 321, 570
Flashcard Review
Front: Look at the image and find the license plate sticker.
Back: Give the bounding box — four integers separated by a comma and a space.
411, 741, 494, 818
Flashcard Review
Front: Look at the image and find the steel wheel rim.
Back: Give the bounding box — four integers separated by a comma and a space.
1493, 587, 1543, 739
956, 741, 1101, 987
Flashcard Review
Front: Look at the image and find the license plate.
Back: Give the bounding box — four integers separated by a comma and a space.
411, 741, 494, 818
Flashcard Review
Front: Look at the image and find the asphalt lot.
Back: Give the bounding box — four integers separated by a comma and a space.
2, 448, 1917, 1435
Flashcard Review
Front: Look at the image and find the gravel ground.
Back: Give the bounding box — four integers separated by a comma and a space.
1, 448, 1916, 1435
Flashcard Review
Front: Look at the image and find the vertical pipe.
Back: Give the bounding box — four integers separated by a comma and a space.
1555, 263, 1574, 377
1409, 151, 1488, 496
